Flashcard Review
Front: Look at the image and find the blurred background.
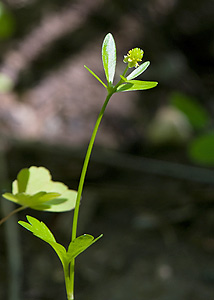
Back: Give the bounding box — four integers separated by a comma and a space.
0, 0, 214, 299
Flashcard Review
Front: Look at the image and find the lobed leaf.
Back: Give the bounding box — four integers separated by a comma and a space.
116, 80, 158, 92
67, 234, 103, 259
2, 166, 77, 212
19, 215, 56, 242
3, 191, 61, 207
19, 215, 68, 267
126, 61, 150, 80
102, 33, 116, 84
18, 216, 103, 268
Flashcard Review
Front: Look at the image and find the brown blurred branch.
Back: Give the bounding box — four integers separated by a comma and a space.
0, 0, 104, 83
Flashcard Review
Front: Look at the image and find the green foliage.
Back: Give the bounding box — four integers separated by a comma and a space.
117, 79, 158, 92
67, 234, 103, 259
1, 33, 158, 300
85, 33, 158, 94
126, 61, 150, 80
102, 33, 116, 85
84, 65, 107, 88
3, 166, 77, 212
169, 92, 213, 166
0, 2, 15, 39
170, 92, 210, 130
19, 215, 102, 269
188, 132, 214, 166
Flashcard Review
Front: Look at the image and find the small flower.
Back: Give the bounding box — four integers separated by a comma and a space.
123, 48, 144, 68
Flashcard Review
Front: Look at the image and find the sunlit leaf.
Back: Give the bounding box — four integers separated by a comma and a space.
18, 216, 103, 267
102, 33, 116, 84
170, 92, 210, 129
126, 61, 150, 80
68, 234, 103, 259
116, 80, 158, 92
3, 166, 77, 212
19, 216, 68, 267
188, 132, 214, 166
3, 191, 61, 207
84, 65, 107, 88
19, 215, 56, 241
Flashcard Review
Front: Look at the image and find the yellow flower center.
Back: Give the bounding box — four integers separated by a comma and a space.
123, 48, 144, 68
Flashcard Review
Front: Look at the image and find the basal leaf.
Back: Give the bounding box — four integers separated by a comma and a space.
19, 215, 68, 267
3, 191, 61, 207
2, 192, 20, 204
84, 65, 107, 88
30, 192, 62, 204
3, 166, 77, 212
67, 234, 103, 259
126, 61, 150, 80
116, 80, 158, 92
44, 189, 76, 212
13, 167, 58, 195
16, 167, 29, 192
102, 33, 116, 84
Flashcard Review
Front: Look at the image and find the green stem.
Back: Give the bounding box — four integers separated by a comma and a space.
64, 265, 73, 300
71, 91, 113, 240
122, 65, 129, 77
113, 65, 129, 90
68, 91, 113, 299
67, 66, 129, 300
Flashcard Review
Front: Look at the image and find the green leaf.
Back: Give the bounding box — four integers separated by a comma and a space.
84, 65, 107, 88
102, 33, 116, 84
3, 191, 61, 206
188, 132, 214, 166
19, 215, 56, 241
3, 166, 77, 212
68, 234, 103, 259
126, 61, 150, 80
170, 92, 210, 129
19, 216, 103, 268
116, 80, 158, 92
19, 216, 68, 267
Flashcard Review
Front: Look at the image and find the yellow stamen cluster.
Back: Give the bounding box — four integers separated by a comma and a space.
123, 48, 144, 68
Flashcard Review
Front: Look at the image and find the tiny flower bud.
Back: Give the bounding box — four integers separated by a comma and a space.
123, 48, 144, 68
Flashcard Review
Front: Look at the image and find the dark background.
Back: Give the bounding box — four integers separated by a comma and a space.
0, 0, 214, 299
